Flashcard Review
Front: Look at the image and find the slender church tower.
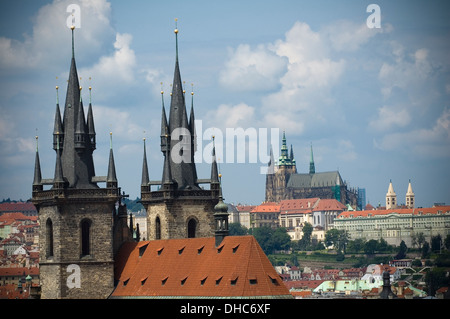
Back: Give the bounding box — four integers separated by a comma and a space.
265, 131, 297, 202
386, 180, 397, 210
32, 26, 131, 299
141, 20, 219, 240
405, 179, 415, 209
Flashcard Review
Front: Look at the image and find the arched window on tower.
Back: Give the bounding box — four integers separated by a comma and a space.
155, 217, 161, 240
46, 218, 54, 258
81, 219, 91, 256
188, 218, 197, 238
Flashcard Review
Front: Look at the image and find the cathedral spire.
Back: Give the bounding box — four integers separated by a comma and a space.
166, 19, 198, 190
141, 137, 150, 188
53, 86, 64, 151
87, 86, 96, 150
53, 132, 65, 189
33, 136, 42, 192
60, 25, 96, 188
309, 142, 315, 174
210, 136, 219, 184
107, 132, 118, 188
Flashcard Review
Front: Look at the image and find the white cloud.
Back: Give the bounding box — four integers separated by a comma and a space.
217, 20, 348, 136
0, 0, 114, 71
379, 43, 432, 98
205, 103, 256, 130
92, 105, 145, 142
374, 108, 450, 158
321, 20, 390, 52
219, 44, 286, 91
80, 32, 136, 85
369, 105, 412, 131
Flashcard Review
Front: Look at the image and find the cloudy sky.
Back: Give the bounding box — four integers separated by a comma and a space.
1, 0, 449, 208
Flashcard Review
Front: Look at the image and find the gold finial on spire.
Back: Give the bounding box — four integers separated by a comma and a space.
191, 83, 194, 95
160, 82, 164, 95
70, 25, 75, 31
174, 18, 178, 34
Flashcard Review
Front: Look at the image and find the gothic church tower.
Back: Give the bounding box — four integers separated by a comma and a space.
32, 27, 131, 299
386, 180, 397, 210
141, 21, 219, 240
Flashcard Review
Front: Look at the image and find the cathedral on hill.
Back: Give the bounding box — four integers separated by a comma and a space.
265, 132, 359, 207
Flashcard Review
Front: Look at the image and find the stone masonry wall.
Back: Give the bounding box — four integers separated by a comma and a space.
146, 199, 216, 240
38, 200, 115, 299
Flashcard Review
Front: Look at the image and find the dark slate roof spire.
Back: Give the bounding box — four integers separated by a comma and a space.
32, 136, 42, 190
107, 132, 118, 187
53, 132, 65, 189
309, 142, 316, 174
166, 19, 199, 190
60, 25, 97, 189
53, 86, 64, 151
87, 86, 96, 150
210, 136, 219, 184
141, 137, 150, 187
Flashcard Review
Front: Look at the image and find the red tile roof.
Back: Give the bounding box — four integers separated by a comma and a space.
250, 202, 281, 213
312, 199, 346, 212
0, 202, 36, 214
0, 212, 35, 222
280, 198, 320, 211
0, 267, 39, 277
112, 236, 292, 298
337, 206, 450, 219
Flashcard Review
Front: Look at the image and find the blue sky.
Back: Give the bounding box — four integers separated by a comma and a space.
0, 0, 449, 208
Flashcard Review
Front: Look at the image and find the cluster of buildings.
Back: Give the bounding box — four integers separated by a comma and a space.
0, 202, 40, 298
231, 198, 347, 242
232, 178, 450, 248
278, 262, 431, 299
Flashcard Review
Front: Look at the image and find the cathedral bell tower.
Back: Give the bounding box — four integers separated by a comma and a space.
141, 20, 220, 240
32, 26, 130, 299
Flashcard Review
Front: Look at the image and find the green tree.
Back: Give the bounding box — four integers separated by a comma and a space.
325, 229, 349, 253
444, 234, 450, 250
422, 241, 430, 259
364, 239, 378, 256
425, 268, 450, 296
270, 227, 291, 252
431, 235, 442, 253
376, 237, 390, 252
395, 240, 408, 259
302, 222, 313, 245
252, 226, 273, 254
229, 223, 248, 236
347, 238, 366, 253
